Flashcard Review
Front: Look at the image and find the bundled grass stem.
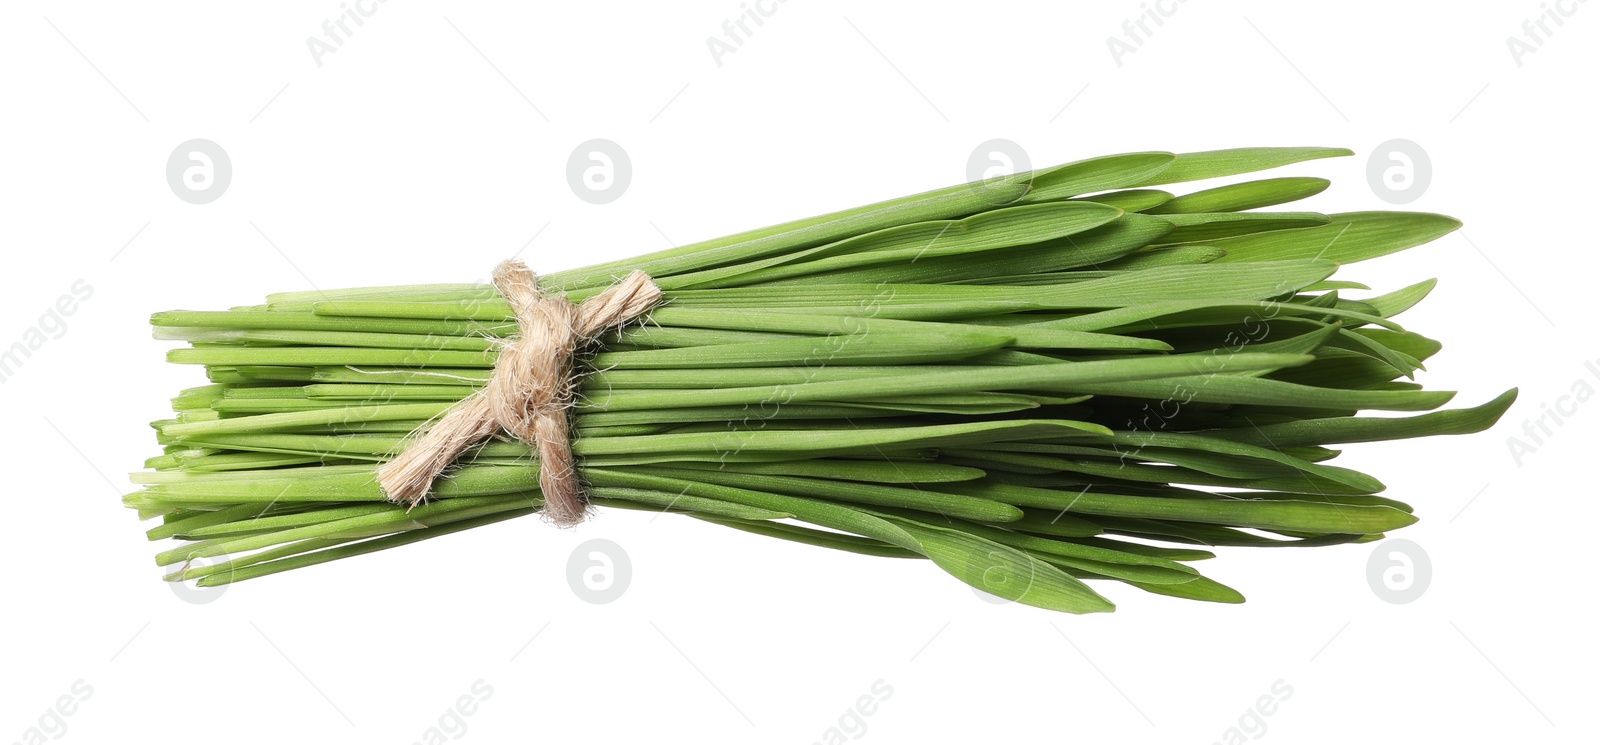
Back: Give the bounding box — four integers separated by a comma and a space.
130, 146, 1513, 614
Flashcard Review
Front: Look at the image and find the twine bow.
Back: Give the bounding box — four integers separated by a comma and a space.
377, 260, 662, 526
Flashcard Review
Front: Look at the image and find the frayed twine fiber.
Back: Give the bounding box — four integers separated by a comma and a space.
376, 260, 662, 526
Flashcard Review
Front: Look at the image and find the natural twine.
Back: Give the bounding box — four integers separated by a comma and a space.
376, 260, 662, 526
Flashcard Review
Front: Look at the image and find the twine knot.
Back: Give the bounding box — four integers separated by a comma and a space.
377, 260, 662, 526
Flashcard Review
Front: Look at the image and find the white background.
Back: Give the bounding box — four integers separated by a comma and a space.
1, 2, 1594, 743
